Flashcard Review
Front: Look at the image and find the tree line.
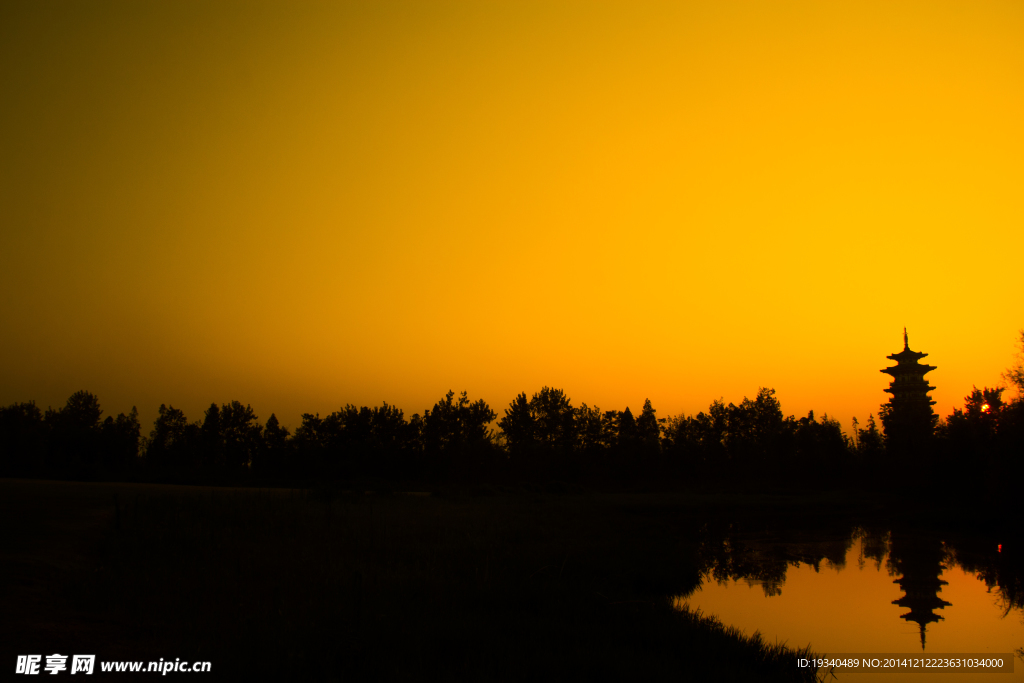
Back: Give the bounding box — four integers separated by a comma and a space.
2, 333, 1022, 491
0, 387, 851, 485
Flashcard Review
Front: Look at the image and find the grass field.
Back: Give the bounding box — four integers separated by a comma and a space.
0, 479, 848, 681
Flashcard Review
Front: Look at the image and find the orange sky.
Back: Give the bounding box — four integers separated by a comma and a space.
2, 0, 1022, 432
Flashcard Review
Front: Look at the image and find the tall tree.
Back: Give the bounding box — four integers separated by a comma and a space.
635, 398, 663, 475
617, 407, 637, 449
200, 403, 223, 470
256, 413, 290, 478
693, 399, 728, 470
46, 391, 103, 475
146, 404, 197, 473
636, 399, 661, 448
530, 387, 576, 451
498, 392, 535, 456
220, 401, 262, 473
575, 403, 605, 455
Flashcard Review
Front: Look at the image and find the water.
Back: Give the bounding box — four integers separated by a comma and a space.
675, 528, 1023, 682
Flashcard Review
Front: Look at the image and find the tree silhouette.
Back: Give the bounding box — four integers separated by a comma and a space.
21, 366, 1021, 488
146, 404, 199, 474
726, 388, 785, 474
220, 401, 262, 473
600, 410, 620, 452
636, 398, 662, 474
292, 412, 325, 478
499, 387, 584, 478
944, 386, 1006, 485
662, 412, 700, 477
1002, 329, 1024, 398
636, 399, 661, 448
530, 387, 575, 451
200, 403, 223, 471
257, 413, 290, 478
574, 402, 605, 456
694, 399, 729, 471
0, 401, 45, 476
617, 407, 637, 447
856, 413, 885, 466
367, 402, 416, 479
499, 392, 536, 458
100, 407, 140, 474
422, 391, 496, 478
45, 390, 103, 475
313, 402, 416, 480
792, 410, 847, 477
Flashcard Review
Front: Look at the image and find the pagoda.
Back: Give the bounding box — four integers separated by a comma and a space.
880, 329, 937, 455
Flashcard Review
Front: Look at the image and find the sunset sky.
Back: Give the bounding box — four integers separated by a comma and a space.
2, 0, 1022, 433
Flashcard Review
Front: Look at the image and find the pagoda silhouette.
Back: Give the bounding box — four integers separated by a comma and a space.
889, 531, 951, 649
880, 329, 937, 461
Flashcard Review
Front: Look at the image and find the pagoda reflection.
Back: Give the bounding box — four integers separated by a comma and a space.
888, 530, 951, 649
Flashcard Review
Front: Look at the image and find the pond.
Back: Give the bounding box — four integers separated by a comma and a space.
675, 525, 1023, 682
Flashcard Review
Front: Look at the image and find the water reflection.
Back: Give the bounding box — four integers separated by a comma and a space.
889, 531, 951, 648
678, 522, 1023, 679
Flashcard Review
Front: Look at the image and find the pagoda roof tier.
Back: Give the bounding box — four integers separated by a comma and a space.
883, 381, 936, 390
892, 596, 951, 609
881, 365, 937, 377
887, 348, 930, 363
882, 394, 936, 405
899, 612, 944, 629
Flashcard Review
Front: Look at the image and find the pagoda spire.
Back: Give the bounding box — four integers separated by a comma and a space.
904, 327, 909, 350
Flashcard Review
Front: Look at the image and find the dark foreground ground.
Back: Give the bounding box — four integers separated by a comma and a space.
2, 479, 940, 682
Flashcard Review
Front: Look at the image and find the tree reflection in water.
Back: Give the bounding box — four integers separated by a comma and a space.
685, 519, 1022, 650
